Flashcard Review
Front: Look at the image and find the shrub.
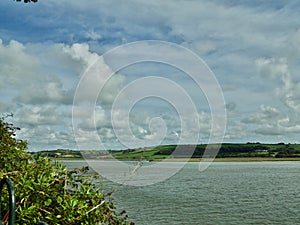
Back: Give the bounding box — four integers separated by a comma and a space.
0, 115, 132, 224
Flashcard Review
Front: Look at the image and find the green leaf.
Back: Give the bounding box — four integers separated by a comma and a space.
57, 196, 63, 204
45, 199, 52, 206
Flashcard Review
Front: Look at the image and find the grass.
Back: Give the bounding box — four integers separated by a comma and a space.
33, 143, 300, 162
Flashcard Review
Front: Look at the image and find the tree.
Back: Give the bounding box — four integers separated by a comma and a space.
15, 0, 38, 3
0, 115, 132, 225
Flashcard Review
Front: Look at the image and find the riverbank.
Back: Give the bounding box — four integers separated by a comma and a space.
212, 157, 300, 162
146, 157, 300, 162
55, 157, 300, 162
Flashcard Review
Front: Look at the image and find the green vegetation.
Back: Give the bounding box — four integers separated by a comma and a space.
113, 143, 300, 161
0, 115, 132, 225
52, 143, 300, 160
35, 142, 300, 162
31, 149, 83, 159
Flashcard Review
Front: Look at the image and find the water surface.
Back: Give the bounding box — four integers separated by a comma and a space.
63, 161, 300, 224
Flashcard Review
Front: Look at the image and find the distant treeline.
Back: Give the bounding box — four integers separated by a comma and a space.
30, 143, 300, 159
152, 143, 300, 158
30, 149, 82, 158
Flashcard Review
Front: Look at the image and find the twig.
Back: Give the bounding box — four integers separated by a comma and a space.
86, 200, 105, 214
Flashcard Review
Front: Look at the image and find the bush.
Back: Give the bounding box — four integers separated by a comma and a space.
0, 115, 132, 225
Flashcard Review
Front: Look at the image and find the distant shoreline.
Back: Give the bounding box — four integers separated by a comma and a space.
55, 157, 300, 162
141, 157, 300, 162
33, 143, 300, 162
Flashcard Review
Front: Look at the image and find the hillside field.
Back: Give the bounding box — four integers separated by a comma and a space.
31, 142, 300, 161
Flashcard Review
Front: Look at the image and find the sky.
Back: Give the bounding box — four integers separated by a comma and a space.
1, 0, 300, 151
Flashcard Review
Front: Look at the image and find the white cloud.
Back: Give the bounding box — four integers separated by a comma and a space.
1, 0, 300, 148
255, 122, 300, 136
15, 105, 64, 127
0, 40, 128, 150
240, 104, 300, 137
256, 57, 289, 80
84, 30, 102, 41
242, 105, 282, 124
0, 39, 39, 88
224, 122, 246, 140
256, 57, 300, 113
0, 41, 126, 108
280, 82, 300, 113
286, 29, 300, 60
18, 126, 76, 150
14, 76, 73, 105
63, 43, 99, 68
76, 105, 107, 131
65, 43, 126, 105
99, 74, 126, 104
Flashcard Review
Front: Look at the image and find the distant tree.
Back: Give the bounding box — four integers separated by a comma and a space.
15, 0, 38, 3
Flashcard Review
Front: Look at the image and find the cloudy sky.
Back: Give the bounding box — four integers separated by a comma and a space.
1, 0, 300, 151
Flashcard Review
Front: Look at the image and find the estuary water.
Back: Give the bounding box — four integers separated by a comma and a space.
64, 161, 300, 225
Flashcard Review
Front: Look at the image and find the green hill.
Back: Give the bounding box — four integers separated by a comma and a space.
31, 143, 300, 161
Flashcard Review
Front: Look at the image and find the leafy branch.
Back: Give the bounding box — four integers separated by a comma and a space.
0, 114, 133, 224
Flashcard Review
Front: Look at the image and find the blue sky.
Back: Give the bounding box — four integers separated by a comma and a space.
1, 0, 300, 151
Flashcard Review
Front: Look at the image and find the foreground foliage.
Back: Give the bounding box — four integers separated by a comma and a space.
0, 115, 131, 225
